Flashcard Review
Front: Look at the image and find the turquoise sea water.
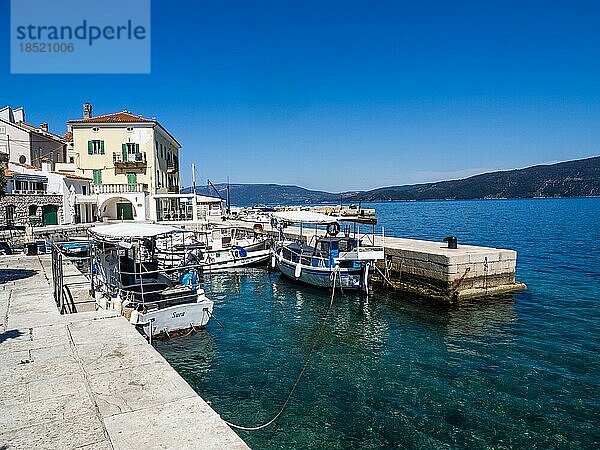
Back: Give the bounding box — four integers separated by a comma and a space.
155, 198, 600, 449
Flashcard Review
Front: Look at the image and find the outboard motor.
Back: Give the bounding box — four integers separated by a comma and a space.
443, 236, 458, 249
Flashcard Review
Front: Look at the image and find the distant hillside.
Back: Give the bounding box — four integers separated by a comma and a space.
182, 156, 600, 205
352, 156, 600, 201
181, 183, 343, 206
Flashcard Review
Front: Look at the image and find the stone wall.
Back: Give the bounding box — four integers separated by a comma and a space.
0, 194, 63, 226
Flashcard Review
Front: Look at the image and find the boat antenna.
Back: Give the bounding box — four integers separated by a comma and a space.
226, 176, 231, 215
191, 163, 197, 194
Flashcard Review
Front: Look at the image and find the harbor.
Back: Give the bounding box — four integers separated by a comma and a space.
0, 202, 532, 448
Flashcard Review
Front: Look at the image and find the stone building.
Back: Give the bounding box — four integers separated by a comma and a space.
1, 161, 94, 226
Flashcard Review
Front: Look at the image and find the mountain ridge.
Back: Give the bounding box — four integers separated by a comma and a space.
182, 155, 600, 205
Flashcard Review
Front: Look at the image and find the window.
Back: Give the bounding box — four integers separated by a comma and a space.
82, 186, 87, 195
92, 127, 100, 132
126, 127, 134, 132
126, 143, 138, 154
69, 156, 75, 163
28, 205, 38, 216
93, 169, 102, 185
87, 140, 104, 155
0, 126, 6, 134
5, 205, 16, 224
0, 145, 7, 154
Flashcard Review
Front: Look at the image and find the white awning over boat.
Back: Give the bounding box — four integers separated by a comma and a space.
272, 211, 337, 224
89, 223, 181, 239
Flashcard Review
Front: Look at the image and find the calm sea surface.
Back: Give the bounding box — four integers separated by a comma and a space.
155, 198, 600, 449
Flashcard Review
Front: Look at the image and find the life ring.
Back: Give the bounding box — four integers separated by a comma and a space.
326, 223, 340, 236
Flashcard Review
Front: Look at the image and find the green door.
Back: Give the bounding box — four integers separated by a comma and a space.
116, 203, 133, 220
42, 205, 58, 225
127, 173, 137, 191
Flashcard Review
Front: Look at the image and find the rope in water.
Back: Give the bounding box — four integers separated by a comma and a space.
224, 268, 339, 431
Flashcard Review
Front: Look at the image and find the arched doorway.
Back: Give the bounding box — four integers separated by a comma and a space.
42, 205, 59, 225
99, 198, 136, 221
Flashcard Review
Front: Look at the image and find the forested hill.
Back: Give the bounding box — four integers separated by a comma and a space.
353, 156, 600, 201
183, 156, 600, 205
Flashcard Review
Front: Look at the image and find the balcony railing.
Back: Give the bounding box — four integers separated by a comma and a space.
93, 183, 148, 194
167, 185, 180, 193
167, 161, 178, 173
113, 152, 147, 166
12, 189, 46, 195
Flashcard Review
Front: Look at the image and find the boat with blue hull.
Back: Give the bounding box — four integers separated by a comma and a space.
272, 211, 384, 293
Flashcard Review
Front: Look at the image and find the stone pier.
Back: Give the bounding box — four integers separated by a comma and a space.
230, 220, 526, 303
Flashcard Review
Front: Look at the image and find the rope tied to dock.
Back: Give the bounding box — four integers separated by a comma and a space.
224, 270, 339, 431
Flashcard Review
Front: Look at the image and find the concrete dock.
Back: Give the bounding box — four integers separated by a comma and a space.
229, 220, 526, 302
0, 254, 250, 449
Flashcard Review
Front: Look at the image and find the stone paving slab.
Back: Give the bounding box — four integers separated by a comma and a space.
104, 396, 250, 450
0, 254, 250, 450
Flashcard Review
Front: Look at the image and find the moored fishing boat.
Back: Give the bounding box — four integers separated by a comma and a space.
155, 224, 271, 272
88, 223, 213, 338
272, 211, 384, 293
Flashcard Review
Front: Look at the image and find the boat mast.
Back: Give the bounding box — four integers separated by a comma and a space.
191, 163, 199, 222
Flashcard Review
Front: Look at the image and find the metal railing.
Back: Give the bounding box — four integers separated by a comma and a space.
113, 152, 147, 164
12, 189, 47, 195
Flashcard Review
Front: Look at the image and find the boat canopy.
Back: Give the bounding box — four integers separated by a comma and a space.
89, 223, 181, 239
272, 211, 338, 225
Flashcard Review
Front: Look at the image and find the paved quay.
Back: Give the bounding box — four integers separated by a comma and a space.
0, 254, 249, 450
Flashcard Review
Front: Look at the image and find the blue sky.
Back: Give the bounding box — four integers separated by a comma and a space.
1, 0, 599, 191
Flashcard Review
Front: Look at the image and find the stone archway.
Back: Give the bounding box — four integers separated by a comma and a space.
99, 197, 137, 221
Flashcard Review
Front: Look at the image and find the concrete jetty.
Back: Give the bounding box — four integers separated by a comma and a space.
230, 220, 526, 302
0, 254, 249, 449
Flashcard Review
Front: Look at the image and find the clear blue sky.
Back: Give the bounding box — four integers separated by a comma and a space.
1, 0, 599, 191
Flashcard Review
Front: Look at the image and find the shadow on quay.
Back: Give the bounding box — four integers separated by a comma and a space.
0, 269, 37, 284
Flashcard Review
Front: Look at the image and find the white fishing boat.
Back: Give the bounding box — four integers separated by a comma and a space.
272, 211, 384, 293
89, 223, 213, 338
155, 224, 271, 272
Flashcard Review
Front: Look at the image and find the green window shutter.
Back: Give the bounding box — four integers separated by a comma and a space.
127, 173, 137, 184
100, 141, 105, 154
88, 141, 93, 155
93, 169, 102, 185
122, 143, 127, 161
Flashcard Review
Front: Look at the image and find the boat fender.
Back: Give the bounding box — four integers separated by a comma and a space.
130, 309, 140, 325
271, 255, 277, 268
326, 223, 340, 236
295, 263, 302, 278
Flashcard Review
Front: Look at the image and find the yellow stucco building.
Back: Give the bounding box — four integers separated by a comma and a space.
58, 103, 181, 221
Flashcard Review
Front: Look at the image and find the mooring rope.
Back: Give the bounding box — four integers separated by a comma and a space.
224, 270, 338, 431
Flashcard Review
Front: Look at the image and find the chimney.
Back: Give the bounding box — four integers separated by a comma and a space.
40, 122, 48, 132
83, 102, 92, 119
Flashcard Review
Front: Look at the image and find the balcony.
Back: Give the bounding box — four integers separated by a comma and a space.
167, 185, 180, 194
93, 183, 148, 194
167, 161, 178, 173
113, 152, 147, 168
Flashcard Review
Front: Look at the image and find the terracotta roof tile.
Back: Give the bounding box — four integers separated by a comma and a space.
68, 111, 154, 124
52, 171, 92, 181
